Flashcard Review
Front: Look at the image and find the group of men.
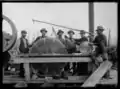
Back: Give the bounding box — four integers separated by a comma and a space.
15, 25, 112, 79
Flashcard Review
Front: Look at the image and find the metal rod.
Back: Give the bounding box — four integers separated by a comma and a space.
32, 19, 96, 36
108, 29, 111, 47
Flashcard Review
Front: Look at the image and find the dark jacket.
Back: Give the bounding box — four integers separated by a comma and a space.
93, 34, 107, 54
33, 36, 47, 43
75, 36, 88, 45
65, 37, 76, 53
19, 37, 29, 53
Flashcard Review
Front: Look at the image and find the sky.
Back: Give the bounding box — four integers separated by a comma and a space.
2, 2, 117, 46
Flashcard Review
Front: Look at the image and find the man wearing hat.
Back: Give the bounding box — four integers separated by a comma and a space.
16, 30, 30, 77
91, 26, 112, 79
74, 30, 89, 75
65, 30, 77, 53
64, 30, 76, 74
33, 28, 47, 43
75, 30, 88, 45
57, 29, 66, 45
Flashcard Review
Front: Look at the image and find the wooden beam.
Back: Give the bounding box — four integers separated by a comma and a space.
17, 53, 91, 57
24, 63, 30, 81
81, 60, 112, 87
3, 76, 87, 84
12, 57, 91, 63
45, 76, 88, 83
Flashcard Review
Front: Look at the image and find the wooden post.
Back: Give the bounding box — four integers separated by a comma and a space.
88, 2, 94, 73
89, 2, 94, 42
24, 63, 30, 81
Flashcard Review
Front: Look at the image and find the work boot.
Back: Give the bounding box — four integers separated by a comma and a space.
18, 70, 25, 78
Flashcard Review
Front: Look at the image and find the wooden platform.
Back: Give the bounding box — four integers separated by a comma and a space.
11, 55, 92, 81
3, 69, 117, 85
3, 54, 117, 87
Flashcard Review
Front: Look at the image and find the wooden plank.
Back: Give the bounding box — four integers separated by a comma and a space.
24, 63, 30, 81
3, 76, 87, 84
45, 76, 88, 83
12, 57, 91, 63
16, 53, 91, 57
82, 60, 112, 87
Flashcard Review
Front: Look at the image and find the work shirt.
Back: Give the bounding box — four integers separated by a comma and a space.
93, 34, 107, 54
75, 36, 88, 45
33, 36, 47, 43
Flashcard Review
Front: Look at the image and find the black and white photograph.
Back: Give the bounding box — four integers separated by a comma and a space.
2, 2, 118, 88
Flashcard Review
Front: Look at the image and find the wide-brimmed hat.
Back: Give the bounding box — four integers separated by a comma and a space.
80, 30, 86, 34
40, 28, 47, 33
96, 26, 104, 32
68, 30, 75, 34
21, 30, 27, 34
57, 29, 64, 35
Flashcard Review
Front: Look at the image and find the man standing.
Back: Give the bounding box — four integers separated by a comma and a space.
65, 30, 76, 53
75, 30, 88, 46
33, 28, 47, 43
64, 30, 76, 74
91, 26, 112, 79
75, 30, 89, 75
17, 30, 29, 77
57, 29, 66, 45
30, 28, 48, 78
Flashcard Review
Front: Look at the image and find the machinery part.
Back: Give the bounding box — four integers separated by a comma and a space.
3, 15, 17, 52
30, 37, 68, 76
32, 19, 96, 36
79, 41, 93, 54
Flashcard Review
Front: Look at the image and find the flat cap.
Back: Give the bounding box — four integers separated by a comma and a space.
80, 30, 86, 34
68, 30, 75, 34
57, 29, 64, 34
40, 28, 47, 33
21, 30, 27, 34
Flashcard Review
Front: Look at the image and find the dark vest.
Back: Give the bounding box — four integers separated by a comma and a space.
19, 37, 29, 53
34, 36, 47, 43
66, 37, 76, 53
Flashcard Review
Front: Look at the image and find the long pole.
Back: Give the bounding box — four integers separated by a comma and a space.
32, 19, 96, 36
108, 29, 111, 47
89, 2, 94, 42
